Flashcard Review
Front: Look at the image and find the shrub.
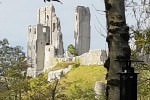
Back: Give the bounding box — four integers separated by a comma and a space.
67, 44, 77, 56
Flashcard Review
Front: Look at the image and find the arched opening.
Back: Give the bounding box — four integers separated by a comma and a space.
53, 23, 55, 32
47, 15, 49, 20
46, 43, 50, 45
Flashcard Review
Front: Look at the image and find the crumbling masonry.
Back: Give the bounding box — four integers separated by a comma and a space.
27, 5, 64, 77
26, 5, 105, 77
74, 6, 91, 55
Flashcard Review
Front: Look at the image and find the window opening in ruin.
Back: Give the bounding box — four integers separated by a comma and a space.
34, 29, 36, 34
43, 27, 46, 33
55, 49, 58, 55
49, 48, 50, 51
76, 16, 77, 20
41, 42, 42, 44
47, 15, 49, 20
29, 28, 31, 33
46, 43, 50, 45
53, 23, 55, 32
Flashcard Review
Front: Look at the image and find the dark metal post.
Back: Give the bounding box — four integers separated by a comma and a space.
116, 60, 142, 100
119, 73, 138, 100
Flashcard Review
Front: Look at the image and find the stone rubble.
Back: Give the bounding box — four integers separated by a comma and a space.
47, 65, 72, 82
94, 81, 106, 99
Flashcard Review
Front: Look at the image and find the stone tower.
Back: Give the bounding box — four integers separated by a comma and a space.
27, 24, 50, 77
74, 6, 91, 55
27, 5, 64, 77
37, 5, 64, 56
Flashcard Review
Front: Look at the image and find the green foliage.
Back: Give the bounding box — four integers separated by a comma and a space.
72, 58, 80, 68
19, 65, 106, 100
131, 51, 150, 100
0, 38, 107, 100
134, 64, 150, 100
0, 39, 28, 100
0, 61, 29, 100
0, 38, 25, 74
51, 62, 74, 71
57, 65, 107, 100
97, 93, 106, 100
132, 27, 150, 99
67, 44, 77, 56
23, 74, 53, 100
134, 29, 150, 53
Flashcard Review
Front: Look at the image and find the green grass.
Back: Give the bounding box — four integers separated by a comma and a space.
51, 62, 74, 71
21, 65, 107, 100
63, 65, 106, 86
58, 65, 107, 99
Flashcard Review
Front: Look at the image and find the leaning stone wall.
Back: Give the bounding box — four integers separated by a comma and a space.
27, 24, 50, 77
74, 6, 91, 55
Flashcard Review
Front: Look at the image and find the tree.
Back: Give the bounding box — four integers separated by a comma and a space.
43, 0, 149, 99
0, 38, 28, 100
126, 1, 150, 99
0, 38, 25, 74
104, 0, 131, 100
67, 44, 77, 56
125, 1, 150, 99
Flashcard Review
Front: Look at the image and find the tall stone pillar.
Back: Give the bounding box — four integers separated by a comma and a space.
74, 6, 91, 55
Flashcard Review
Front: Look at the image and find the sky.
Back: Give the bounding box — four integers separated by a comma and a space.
0, 0, 137, 53
0, 0, 107, 53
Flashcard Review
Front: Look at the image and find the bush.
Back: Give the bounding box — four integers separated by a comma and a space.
67, 44, 77, 56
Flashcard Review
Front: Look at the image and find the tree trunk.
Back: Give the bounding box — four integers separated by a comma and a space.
104, 0, 131, 100
51, 79, 58, 100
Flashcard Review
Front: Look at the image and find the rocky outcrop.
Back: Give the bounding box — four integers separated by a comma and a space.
47, 65, 72, 82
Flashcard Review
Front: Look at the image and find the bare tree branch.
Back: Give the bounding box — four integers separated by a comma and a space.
92, 4, 105, 15
94, 25, 106, 38
94, 14, 107, 33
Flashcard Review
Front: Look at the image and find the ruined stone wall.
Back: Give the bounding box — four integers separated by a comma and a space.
36, 24, 50, 72
44, 45, 57, 72
27, 25, 37, 68
37, 5, 64, 56
74, 50, 107, 65
27, 24, 50, 77
56, 50, 107, 66
51, 17, 64, 56
74, 6, 91, 55
27, 5, 64, 77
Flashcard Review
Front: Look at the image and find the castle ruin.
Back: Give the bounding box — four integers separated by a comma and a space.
74, 6, 91, 55
27, 5, 107, 77
27, 5, 64, 77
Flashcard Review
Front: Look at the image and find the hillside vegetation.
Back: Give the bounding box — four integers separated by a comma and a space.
57, 65, 107, 100
22, 64, 107, 100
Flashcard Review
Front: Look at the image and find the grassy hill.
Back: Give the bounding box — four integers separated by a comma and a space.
57, 65, 107, 100
0, 62, 106, 100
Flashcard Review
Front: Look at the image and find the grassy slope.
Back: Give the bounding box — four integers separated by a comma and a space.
57, 65, 107, 99
22, 64, 107, 100
64, 65, 107, 85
